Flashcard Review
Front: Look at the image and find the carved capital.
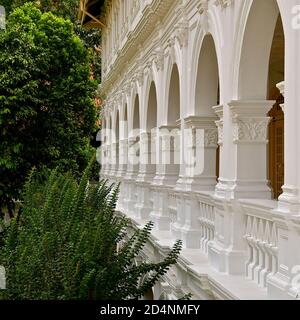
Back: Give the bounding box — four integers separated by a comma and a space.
229, 101, 273, 143
213, 105, 224, 146
153, 49, 164, 71
232, 118, 270, 143
204, 128, 218, 147
197, 0, 209, 15
138, 73, 144, 87
215, 120, 224, 145
214, 0, 234, 9
174, 20, 189, 48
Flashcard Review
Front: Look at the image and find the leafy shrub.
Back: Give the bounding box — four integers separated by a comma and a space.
0, 159, 181, 300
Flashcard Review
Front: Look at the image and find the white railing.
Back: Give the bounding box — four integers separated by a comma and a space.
168, 193, 177, 226
197, 195, 215, 254
243, 209, 278, 288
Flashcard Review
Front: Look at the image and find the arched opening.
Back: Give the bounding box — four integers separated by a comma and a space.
195, 34, 220, 181
238, 0, 281, 100
165, 64, 180, 182
115, 110, 120, 167
167, 64, 180, 126
195, 35, 219, 117
109, 116, 112, 146
131, 94, 140, 173
146, 82, 158, 175
124, 104, 128, 138
238, 0, 284, 199
267, 15, 285, 199
133, 94, 140, 130
147, 82, 157, 131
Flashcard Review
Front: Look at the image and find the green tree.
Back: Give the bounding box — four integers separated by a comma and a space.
1, 0, 102, 82
0, 3, 98, 216
0, 159, 182, 300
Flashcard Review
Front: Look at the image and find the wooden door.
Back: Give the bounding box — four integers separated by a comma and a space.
268, 94, 284, 199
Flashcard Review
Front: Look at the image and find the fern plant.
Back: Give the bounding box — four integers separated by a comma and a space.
0, 158, 182, 300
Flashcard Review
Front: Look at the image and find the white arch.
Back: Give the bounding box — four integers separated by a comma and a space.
232, 0, 283, 99
142, 68, 159, 130
162, 42, 182, 124
189, 10, 223, 116
128, 82, 141, 132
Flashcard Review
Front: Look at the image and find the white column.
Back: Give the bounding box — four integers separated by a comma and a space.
135, 131, 156, 219
215, 100, 273, 199
153, 125, 180, 187
182, 116, 218, 191
209, 100, 274, 274
268, 5, 300, 296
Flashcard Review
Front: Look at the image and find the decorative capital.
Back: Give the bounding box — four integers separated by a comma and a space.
214, 0, 234, 9
153, 49, 164, 71
173, 20, 189, 48
215, 120, 224, 145
229, 100, 273, 143
232, 118, 270, 143
204, 128, 218, 147
213, 105, 224, 145
136, 71, 144, 87
276, 81, 285, 97
197, 0, 209, 15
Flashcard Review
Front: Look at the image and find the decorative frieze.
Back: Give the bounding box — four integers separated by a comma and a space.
204, 128, 218, 147
229, 101, 274, 144
184, 116, 218, 148
232, 118, 270, 143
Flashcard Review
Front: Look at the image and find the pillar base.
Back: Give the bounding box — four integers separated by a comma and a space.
208, 241, 247, 275
134, 182, 153, 220
150, 187, 172, 231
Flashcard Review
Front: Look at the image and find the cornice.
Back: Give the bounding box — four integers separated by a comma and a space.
100, 0, 175, 95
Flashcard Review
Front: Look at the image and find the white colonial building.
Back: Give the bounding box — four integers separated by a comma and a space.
81, 0, 300, 299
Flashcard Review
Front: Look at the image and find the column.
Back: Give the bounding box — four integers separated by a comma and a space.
123, 135, 140, 216
150, 125, 180, 230
135, 130, 156, 219
209, 100, 274, 274
182, 116, 218, 191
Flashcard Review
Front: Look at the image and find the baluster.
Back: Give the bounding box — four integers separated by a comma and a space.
248, 217, 259, 280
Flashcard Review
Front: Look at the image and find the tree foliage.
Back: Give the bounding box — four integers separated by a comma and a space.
0, 158, 182, 300
0, 4, 98, 213
1, 0, 102, 82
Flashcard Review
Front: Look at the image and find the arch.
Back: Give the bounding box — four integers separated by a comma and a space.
236, 0, 285, 199
146, 81, 158, 131
163, 44, 182, 124
114, 109, 120, 142
167, 64, 180, 126
132, 94, 140, 130
114, 109, 120, 167
237, 0, 281, 99
109, 114, 113, 144
194, 34, 219, 116
122, 103, 128, 140
267, 14, 285, 199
